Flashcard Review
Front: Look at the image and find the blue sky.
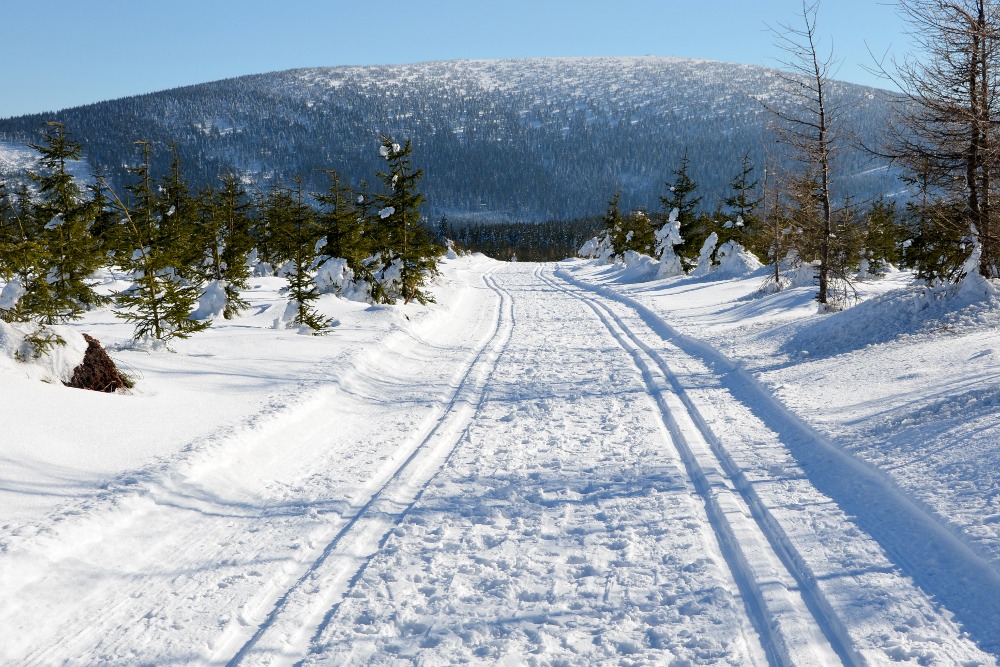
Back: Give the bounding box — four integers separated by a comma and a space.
1, 1, 909, 119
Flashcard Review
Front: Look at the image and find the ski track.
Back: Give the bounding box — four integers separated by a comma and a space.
0, 268, 507, 666
537, 267, 847, 666
302, 264, 767, 665
216, 271, 516, 665
555, 263, 999, 665
2, 260, 999, 665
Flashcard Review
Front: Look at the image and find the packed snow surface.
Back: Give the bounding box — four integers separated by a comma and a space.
1, 255, 1000, 665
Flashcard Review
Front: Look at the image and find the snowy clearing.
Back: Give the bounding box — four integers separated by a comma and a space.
1, 255, 999, 665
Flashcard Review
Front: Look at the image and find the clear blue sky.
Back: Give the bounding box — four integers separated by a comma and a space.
1, 0, 909, 119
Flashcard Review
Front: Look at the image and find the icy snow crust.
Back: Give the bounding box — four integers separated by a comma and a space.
0, 256, 999, 664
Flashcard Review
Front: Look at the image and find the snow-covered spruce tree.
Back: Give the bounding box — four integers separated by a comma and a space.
316, 169, 367, 270
197, 173, 255, 319
280, 177, 331, 333
373, 135, 440, 304
27, 121, 107, 323
109, 141, 209, 343
659, 149, 705, 269
722, 150, 762, 250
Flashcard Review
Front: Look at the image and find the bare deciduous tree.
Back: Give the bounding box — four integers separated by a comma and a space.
767, 0, 842, 307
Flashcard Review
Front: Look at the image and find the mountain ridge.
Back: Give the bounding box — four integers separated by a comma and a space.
0, 56, 899, 223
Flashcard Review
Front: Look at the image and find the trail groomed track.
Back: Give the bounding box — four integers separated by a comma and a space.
0, 262, 996, 666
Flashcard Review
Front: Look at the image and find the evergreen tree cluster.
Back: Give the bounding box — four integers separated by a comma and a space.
448, 217, 603, 262
0, 125, 441, 353
584, 145, 914, 298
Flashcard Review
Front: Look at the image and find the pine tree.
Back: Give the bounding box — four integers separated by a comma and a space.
158, 145, 203, 278
373, 135, 440, 304
768, 1, 841, 307
282, 177, 330, 332
0, 182, 52, 346
603, 191, 626, 257
660, 149, 705, 267
110, 141, 209, 343
888, 0, 1000, 280
722, 150, 761, 247
316, 169, 366, 269
197, 174, 255, 318
28, 121, 107, 324
860, 197, 902, 275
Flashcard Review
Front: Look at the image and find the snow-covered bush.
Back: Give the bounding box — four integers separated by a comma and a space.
715, 240, 763, 276
655, 208, 685, 278
578, 233, 615, 263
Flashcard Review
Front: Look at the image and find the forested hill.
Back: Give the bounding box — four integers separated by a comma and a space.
0, 57, 898, 223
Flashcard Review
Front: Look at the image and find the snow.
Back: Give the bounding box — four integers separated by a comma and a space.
1, 255, 1000, 664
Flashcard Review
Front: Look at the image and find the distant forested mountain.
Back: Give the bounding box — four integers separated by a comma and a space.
0, 57, 899, 222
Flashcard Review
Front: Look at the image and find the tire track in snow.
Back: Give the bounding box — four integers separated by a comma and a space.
553, 264, 1000, 664
538, 266, 852, 666
217, 271, 516, 666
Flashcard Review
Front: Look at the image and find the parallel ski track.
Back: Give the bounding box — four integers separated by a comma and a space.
539, 266, 856, 667
557, 265, 1000, 659
220, 270, 516, 666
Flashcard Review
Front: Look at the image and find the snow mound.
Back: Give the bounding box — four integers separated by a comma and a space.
0, 321, 88, 384
715, 241, 763, 276
614, 250, 660, 282
191, 280, 227, 320
783, 275, 1000, 360
315, 257, 370, 301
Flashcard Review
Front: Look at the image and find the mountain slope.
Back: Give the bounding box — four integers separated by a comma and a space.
0, 57, 898, 222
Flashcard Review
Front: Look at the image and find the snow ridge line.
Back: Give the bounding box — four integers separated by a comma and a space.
541, 266, 851, 667
219, 270, 516, 667
558, 266, 1000, 656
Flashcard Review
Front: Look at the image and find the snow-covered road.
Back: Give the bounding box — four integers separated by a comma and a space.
1, 261, 997, 665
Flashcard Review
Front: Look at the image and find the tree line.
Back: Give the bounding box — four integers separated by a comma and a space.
0, 124, 441, 355
587, 0, 1000, 309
